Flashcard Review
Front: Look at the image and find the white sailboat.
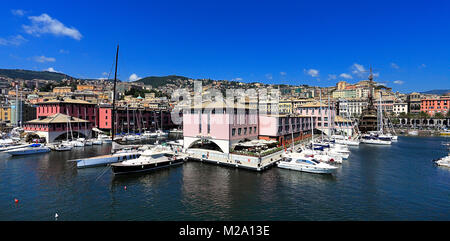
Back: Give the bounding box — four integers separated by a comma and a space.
278, 152, 338, 174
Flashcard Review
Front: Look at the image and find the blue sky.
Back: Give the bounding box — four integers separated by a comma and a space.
0, 0, 449, 93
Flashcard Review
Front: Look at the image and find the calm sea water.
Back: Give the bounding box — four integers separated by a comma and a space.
0, 136, 449, 221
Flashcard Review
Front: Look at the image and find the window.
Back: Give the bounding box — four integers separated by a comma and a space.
232, 128, 236, 136
254, 127, 257, 133
238, 128, 242, 135
244, 128, 247, 135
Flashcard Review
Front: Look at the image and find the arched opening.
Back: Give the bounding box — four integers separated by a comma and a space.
54, 131, 86, 141
188, 139, 224, 153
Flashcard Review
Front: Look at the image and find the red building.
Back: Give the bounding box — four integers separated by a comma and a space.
36, 98, 97, 125
421, 97, 450, 116
98, 105, 176, 134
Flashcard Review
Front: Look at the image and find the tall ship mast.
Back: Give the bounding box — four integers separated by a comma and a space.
358, 67, 378, 133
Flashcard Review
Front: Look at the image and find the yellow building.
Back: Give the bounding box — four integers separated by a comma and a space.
278, 99, 293, 114
53, 86, 72, 94
77, 85, 95, 91
0, 106, 11, 123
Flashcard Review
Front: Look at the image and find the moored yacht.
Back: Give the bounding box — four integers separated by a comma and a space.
111, 146, 183, 175
278, 152, 338, 174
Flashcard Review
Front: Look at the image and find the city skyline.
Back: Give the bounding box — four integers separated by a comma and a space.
1, 0, 449, 93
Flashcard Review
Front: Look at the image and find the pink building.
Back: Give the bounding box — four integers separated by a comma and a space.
183, 101, 315, 153
296, 101, 336, 135
183, 101, 258, 154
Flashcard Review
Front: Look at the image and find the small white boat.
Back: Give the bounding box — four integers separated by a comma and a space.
435, 154, 450, 168
98, 134, 112, 143
408, 130, 419, 136
53, 144, 72, 151
0, 143, 30, 152
70, 140, 85, 147
123, 135, 136, 141
360, 137, 392, 145
84, 140, 93, 146
278, 152, 338, 174
4, 143, 51, 156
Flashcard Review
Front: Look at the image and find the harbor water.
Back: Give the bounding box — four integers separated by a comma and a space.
0, 136, 449, 220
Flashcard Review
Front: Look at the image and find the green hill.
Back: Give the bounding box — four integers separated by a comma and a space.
135, 75, 189, 87
0, 69, 72, 81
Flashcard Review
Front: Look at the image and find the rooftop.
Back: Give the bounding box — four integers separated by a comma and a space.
26, 113, 89, 124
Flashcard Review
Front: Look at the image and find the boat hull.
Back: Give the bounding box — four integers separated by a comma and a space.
277, 162, 337, 174
111, 158, 184, 175
5, 147, 51, 156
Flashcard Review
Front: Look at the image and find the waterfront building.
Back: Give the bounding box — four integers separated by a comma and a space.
407, 92, 422, 114
23, 113, 92, 143
10, 99, 37, 127
337, 98, 368, 118
393, 102, 408, 116
332, 89, 357, 99
296, 101, 336, 135
35, 98, 97, 124
258, 114, 313, 146
76, 85, 95, 91
182, 100, 259, 154
98, 105, 175, 134
421, 97, 450, 116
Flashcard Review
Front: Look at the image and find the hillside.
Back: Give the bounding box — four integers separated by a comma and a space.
0, 69, 71, 82
135, 75, 189, 87
420, 89, 450, 95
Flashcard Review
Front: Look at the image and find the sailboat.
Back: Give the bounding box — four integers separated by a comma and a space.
73, 45, 141, 168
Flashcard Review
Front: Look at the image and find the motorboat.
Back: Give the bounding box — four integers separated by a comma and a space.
70, 140, 85, 147
111, 146, 183, 175
97, 134, 112, 143
278, 152, 338, 174
142, 131, 157, 138
360, 136, 391, 145
408, 130, 419, 136
84, 139, 93, 146
52, 144, 72, 151
4, 143, 51, 156
298, 147, 343, 164
434, 154, 450, 168
123, 134, 136, 141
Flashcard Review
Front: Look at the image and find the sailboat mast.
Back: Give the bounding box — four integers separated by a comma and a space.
111, 45, 119, 142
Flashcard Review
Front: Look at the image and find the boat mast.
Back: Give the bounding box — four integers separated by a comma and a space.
111, 44, 119, 143
319, 90, 323, 142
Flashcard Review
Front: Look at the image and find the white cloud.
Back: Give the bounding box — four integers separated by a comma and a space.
11, 9, 26, 16
102, 72, 108, 76
280, 72, 287, 76
393, 80, 404, 85
373, 72, 380, 78
351, 63, 366, 76
59, 49, 69, 54
328, 74, 337, 80
0, 35, 27, 46
339, 73, 353, 79
265, 73, 273, 80
304, 69, 319, 77
33, 55, 55, 63
128, 73, 141, 82
419, 64, 426, 69
232, 77, 243, 81
44, 67, 59, 73
23, 13, 82, 40
390, 63, 399, 69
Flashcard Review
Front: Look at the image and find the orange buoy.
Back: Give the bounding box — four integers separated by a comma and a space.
14, 198, 19, 204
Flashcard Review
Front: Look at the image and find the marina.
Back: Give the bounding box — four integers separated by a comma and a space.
0, 135, 449, 220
